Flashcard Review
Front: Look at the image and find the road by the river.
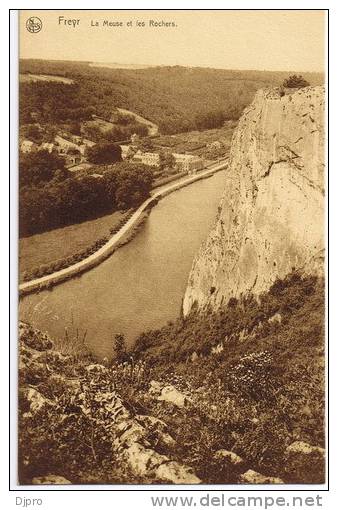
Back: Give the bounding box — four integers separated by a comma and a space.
19, 160, 228, 295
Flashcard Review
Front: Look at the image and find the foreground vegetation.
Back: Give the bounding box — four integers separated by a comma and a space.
19, 272, 325, 484
130, 272, 325, 482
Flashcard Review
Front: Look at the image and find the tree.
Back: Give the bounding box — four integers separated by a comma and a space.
110, 163, 154, 209
283, 75, 310, 89
116, 112, 134, 125
138, 137, 154, 151
19, 150, 68, 187
24, 124, 43, 144
113, 334, 128, 363
86, 142, 122, 164
131, 124, 148, 137
194, 110, 226, 130
104, 126, 124, 142
19, 157, 155, 237
159, 151, 175, 170
68, 121, 82, 135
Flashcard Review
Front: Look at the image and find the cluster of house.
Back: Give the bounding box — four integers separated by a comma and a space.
20, 135, 95, 167
21, 130, 206, 174
120, 145, 204, 173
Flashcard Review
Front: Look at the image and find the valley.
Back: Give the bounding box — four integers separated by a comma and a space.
17, 59, 326, 487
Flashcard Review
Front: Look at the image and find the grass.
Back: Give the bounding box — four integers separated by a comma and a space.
19, 210, 129, 282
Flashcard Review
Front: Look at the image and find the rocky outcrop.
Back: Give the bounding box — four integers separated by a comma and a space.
183, 86, 325, 314
18, 323, 200, 485
284, 441, 325, 484
286, 440, 325, 456
158, 386, 191, 408
32, 475, 72, 485
213, 449, 243, 465
149, 380, 192, 408
239, 470, 284, 485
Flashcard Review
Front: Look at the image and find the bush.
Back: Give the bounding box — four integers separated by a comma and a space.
113, 334, 128, 363
226, 351, 277, 400
282, 75, 310, 89
234, 414, 290, 474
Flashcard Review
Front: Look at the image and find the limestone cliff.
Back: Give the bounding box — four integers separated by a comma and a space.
183, 86, 325, 314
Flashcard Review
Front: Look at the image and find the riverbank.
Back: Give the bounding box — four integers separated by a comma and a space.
19, 210, 131, 283
19, 161, 228, 296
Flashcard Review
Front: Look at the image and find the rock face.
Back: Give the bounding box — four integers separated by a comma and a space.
183, 86, 325, 314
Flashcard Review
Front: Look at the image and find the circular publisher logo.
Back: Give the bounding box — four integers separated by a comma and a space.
26, 17, 42, 34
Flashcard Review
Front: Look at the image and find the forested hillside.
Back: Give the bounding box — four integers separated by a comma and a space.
20, 59, 324, 134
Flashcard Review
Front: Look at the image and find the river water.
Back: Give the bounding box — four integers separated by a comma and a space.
19, 171, 225, 358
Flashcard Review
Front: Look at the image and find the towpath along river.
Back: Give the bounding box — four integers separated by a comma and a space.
19, 161, 228, 296
19, 167, 227, 357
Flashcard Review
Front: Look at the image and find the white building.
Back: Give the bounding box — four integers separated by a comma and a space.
55, 135, 78, 154
173, 153, 204, 173
133, 151, 161, 167
207, 141, 222, 150
120, 145, 131, 160
130, 133, 140, 144
39, 142, 54, 153
20, 140, 35, 153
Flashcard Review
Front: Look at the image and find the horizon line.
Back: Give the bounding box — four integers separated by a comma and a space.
19, 57, 325, 74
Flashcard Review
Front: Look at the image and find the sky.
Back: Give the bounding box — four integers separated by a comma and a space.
19, 10, 326, 72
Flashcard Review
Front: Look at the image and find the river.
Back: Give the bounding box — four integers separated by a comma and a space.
19, 170, 225, 358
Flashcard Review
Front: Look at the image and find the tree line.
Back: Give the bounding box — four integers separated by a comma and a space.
21, 60, 323, 135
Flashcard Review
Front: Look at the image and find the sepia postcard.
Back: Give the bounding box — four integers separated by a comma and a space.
13, 9, 327, 488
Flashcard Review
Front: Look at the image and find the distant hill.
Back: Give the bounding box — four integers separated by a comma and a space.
20, 59, 324, 134
89, 62, 156, 69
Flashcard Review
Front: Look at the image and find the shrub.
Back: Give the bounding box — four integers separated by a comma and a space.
51, 261, 62, 272
226, 351, 277, 400
234, 414, 290, 474
113, 334, 128, 363
19, 371, 133, 484
282, 75, 310, 89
